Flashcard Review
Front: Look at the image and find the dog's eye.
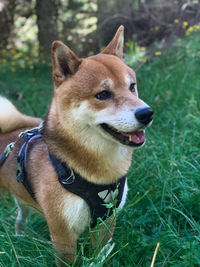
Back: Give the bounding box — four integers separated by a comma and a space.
95, 90, 112, 101
130, 83, 136, 93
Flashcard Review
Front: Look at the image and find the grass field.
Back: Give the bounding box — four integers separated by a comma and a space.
0, 33, 200, 266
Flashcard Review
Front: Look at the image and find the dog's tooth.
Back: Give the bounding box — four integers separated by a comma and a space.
129, 136, 132, 142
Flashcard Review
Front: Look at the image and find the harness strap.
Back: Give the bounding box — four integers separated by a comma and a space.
16, 125, 43, 200
0, 142, 15, 166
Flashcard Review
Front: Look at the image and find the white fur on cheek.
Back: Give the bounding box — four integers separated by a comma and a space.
66, 101, 127, 153
95, 107, 139, 132
95, 101, 150, 133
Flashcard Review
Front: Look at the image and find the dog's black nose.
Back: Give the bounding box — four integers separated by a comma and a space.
135, 107, 153, 125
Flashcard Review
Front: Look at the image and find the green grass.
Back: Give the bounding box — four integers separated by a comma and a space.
0, 33, 200, 266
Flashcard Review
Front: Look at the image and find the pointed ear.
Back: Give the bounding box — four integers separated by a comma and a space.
101, 25, 124, 59
51, 41, 82, 88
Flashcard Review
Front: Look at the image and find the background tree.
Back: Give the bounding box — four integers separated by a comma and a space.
35, 0, 58, 59
0, 0, 16, 47
0, 0, 200, 58
97, 0, 133, 50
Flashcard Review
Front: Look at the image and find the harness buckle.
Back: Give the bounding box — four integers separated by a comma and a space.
4, 142, 15, 157
18, 122, 44, 139
60, 169, 75, 185
0, 142, 15, 166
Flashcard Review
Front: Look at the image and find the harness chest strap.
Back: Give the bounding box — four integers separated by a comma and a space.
3, 126, 127, 228
49, 152, 126, 227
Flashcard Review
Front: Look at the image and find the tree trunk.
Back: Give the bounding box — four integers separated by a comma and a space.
0, 0, 16, 47
35, 0, 58, 60
97, 0, 133, 49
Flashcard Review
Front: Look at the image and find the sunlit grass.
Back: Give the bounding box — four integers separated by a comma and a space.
0, 32, 199, 266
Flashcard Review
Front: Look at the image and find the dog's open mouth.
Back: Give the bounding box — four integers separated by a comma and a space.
100, 123, 145, 147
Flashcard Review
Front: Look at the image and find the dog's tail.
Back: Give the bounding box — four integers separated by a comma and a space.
0, 96, 42, 133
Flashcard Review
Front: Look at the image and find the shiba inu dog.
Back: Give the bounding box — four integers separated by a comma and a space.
0, 26, 153, 265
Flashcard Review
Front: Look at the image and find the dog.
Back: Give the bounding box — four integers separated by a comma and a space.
0, 26, 153, 265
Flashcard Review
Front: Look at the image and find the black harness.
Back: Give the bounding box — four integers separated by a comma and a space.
1, 127, 126, 227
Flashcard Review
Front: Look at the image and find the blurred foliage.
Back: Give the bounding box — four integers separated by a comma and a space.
8, 0, 97, 57
0, 0, 200, 59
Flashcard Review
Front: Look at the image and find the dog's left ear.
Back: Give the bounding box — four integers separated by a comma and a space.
101, 25, 124, 60
51, 41, 82, 88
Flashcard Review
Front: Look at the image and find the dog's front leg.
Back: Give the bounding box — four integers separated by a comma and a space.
52, 237, 77, 266
47, 218, 78, 266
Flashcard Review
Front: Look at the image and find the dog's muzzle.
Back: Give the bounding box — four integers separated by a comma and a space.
99, 107, 153, 147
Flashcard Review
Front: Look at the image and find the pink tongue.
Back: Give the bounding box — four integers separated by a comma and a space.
121, 130, 145, 144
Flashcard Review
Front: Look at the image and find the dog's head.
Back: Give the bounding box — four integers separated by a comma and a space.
50, 26, 153, 150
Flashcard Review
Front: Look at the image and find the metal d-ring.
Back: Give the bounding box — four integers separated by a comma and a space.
60, 168, 75, 185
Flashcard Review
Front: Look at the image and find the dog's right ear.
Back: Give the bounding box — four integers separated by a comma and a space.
51, 41, 82, 88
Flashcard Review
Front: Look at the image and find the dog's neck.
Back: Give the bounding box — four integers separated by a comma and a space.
43, 110, 133, 185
